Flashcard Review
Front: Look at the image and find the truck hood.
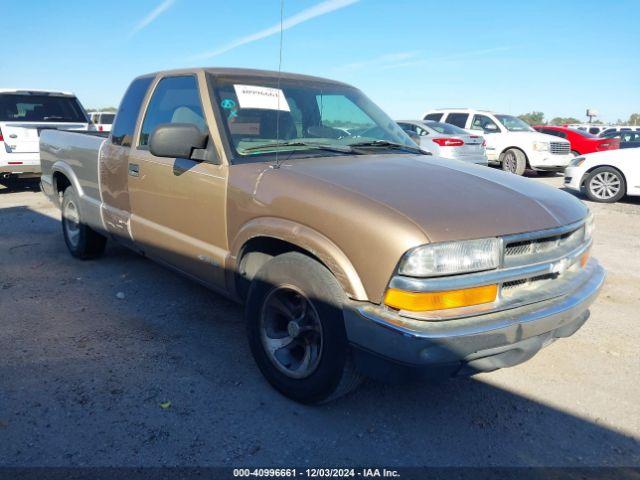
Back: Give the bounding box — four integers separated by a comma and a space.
282, 154, 587, 242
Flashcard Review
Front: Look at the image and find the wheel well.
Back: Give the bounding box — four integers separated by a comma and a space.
236, 237, 325, 301
500, 147, 529, 167
581, 164, 627, 190
52, 171, 71, 203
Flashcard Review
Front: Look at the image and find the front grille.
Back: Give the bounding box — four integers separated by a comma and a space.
503, 226, 586, 267
550, 142, 570, 155
502, 273, 556, 292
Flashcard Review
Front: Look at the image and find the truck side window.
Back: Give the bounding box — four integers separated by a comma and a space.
139, 75, 206, 147
111, 77, 153, 147
445, 113, 469, 129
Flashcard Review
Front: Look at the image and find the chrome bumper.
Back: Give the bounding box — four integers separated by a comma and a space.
344, 259, 605, 378
0, 164, 41, 177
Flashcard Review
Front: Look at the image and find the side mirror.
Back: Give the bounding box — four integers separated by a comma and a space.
149, 123, 209, 160
483, 124, 499, 133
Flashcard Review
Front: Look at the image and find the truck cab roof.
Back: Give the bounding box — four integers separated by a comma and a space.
136, 67, 352, 88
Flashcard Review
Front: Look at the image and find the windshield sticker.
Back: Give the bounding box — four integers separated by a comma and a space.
229, 122, 260, 135
233, 85, 290, 112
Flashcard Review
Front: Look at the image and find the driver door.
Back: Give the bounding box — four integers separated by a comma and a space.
128, 74, 229, 290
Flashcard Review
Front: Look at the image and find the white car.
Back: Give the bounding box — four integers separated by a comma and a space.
397, 119, 487, 165
89, 111, 116, 132
564, 148, 640, 203
0, 89, 91, 181
423, 108, 572, 175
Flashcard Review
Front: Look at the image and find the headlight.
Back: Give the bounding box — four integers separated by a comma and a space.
533, 141, 550, 151
398, 238, 501, 277
570, 156, 586, 167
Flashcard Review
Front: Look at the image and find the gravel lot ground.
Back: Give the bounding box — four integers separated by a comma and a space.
1, 174, 639, 467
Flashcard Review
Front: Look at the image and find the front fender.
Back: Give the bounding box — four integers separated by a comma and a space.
229, 217, 368, 301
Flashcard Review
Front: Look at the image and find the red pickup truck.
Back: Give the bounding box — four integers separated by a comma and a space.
534, 125, 619, 156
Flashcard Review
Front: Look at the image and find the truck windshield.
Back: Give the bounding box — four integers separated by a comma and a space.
211, 76, 415, 161
494, 115, 534, 132
0, 94, 87, 123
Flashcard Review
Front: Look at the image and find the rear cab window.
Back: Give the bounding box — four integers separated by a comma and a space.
0, 93, 87, 123
444, 113, 469, 129
111, 77, 153, 147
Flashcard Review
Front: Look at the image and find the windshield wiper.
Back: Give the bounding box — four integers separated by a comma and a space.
241, 140, 355, 154
348, 140, 428, 155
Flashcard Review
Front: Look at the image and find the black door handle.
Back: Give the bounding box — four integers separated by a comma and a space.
128, 163, 139, 177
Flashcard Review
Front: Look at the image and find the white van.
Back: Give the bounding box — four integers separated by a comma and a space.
423, 108, 572, 175
0, 89, 91, 180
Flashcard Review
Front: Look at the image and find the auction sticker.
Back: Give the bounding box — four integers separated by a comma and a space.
234, 84, 290, 112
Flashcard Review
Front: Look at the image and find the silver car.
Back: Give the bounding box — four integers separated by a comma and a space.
398, 120, 488, 165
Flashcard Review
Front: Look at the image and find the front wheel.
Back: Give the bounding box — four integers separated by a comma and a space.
500, 148, 527, 175
245, 252, 362, 404
61, 186, 107, 259
584, 167, 626, 203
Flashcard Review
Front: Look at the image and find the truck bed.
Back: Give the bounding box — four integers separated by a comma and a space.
40, 129, 107, 232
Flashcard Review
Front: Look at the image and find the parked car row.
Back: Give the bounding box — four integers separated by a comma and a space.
419, 108, 573, 175
568, 123, 640, 136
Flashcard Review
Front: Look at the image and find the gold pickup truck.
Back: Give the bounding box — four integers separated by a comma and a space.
39, 68, 605, 403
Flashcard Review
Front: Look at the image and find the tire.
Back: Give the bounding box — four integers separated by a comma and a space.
245, 252, 362, 404
61, 186, 107, 259
500, 148, 527, 175
584, 167, 626, 203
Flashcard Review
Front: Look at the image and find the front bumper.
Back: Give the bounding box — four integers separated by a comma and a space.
344, 259, 605, 382
528, 150, 572, 171
564, 166, 585, 192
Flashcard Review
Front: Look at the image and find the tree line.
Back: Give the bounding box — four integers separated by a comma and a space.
518, 112, 640, 126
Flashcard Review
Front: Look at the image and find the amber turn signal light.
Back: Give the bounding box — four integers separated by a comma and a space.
384, 284, 498, 312
580, 251, 590, 268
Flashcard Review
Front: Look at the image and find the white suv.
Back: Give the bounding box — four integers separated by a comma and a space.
423, 109, 572, 175
0, 89, 91, 181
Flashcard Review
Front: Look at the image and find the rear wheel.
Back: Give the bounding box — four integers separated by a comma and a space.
500, 148, 527, 175
61, 186, 107, 259
584, 167, 626, 203
245, 252, 362, 404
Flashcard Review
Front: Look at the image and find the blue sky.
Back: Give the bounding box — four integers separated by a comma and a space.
2, 0, 638, 122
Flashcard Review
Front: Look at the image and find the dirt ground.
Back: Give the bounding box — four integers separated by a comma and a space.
1, 174, 638, 467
